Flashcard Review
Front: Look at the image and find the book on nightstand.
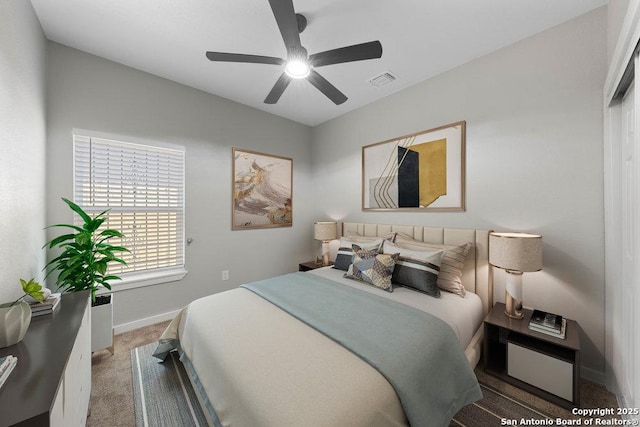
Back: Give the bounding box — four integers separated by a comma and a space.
29, 293, 61, 317
0, 355, 17, 389
529, 309, 566, 339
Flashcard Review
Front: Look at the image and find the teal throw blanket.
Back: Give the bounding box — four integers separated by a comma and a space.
242, 272, 482, 427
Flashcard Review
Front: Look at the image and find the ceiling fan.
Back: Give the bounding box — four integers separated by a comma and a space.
205, 0, 383, 105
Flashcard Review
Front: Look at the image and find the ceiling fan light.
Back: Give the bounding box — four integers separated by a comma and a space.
285, 60, 310, 79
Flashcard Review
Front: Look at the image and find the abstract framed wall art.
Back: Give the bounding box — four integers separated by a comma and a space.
232, 148, 293, 230
362, 121, 466, 211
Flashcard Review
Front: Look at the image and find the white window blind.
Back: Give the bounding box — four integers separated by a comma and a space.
73, 134, 185, 284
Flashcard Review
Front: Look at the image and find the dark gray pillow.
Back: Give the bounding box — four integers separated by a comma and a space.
393, 256, 442, 297
383, 241, 444, 298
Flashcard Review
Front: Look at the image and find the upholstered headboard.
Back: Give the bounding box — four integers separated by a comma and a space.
342, 222, 493, 316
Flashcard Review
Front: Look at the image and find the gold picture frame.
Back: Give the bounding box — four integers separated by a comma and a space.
232, 147, 293, 230
362, 121, 466, 211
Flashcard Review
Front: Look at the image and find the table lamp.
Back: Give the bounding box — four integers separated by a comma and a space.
314, 221, 337, 266
489, 232, 542, 319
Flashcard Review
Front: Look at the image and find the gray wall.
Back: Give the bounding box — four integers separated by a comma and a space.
0, 0, 47, 303
311, 8, 607, 379
45, 43, 314, 327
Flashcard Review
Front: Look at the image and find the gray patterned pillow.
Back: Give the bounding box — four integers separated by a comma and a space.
333, 237, 384, 271
344, 245, 399, 292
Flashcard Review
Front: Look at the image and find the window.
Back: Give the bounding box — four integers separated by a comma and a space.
73, 131, 186, 290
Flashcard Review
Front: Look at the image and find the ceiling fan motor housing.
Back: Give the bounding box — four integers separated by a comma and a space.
296, 13, 307, 33
288, 46, 308, 61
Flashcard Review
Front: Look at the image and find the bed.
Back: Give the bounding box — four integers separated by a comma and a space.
156, 222, 493, 427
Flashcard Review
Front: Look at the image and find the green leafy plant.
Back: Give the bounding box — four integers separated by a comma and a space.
44, 198, 129, 302
8, 278, 45, 306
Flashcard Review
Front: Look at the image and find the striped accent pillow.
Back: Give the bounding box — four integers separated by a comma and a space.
437, 242, 472, 297
383, 241, 444, 298
393, 236, 472, 297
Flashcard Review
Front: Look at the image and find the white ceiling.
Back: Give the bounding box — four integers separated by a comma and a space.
30, 0, 606, 126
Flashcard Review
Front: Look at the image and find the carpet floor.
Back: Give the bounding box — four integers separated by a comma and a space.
88, 321, 171, 427
89, 321, 620, 426
452, 369, 621, 426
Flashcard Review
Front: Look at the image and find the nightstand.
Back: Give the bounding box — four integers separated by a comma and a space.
299, 261, 333, 272
483, 302, 581, 409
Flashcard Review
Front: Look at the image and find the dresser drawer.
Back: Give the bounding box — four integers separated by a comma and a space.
507, 342, 573, 401
62, 303, 91, 426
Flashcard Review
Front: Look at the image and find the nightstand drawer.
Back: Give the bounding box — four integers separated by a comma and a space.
507, 342, 573, 401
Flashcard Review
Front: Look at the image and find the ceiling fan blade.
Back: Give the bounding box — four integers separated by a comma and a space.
206, 51, 284, 65
268, 0, 302, 54
306, 70, 348, 105
264, 73, 292, 104
309, 41, 383, 67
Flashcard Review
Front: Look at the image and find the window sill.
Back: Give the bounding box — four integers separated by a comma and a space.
95, 267, 188, 295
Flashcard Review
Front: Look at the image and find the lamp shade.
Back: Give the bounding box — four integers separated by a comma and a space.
489, 232, 542, 272
314, 221, 337, 242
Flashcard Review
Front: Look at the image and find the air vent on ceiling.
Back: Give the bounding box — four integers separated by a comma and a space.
368, 71, 397, 87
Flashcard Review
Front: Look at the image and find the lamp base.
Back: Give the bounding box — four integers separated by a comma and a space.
322, 241, 330, 266
504, 291, 524, 319
322, 251, 330, 266
504, 271, 524, 319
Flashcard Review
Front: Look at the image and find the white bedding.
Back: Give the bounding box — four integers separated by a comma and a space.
308, 266, 484, 349
172, 288, 409, 427
162, 268, 484, 427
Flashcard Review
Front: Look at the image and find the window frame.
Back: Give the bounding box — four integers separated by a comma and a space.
72, 129, 187, 293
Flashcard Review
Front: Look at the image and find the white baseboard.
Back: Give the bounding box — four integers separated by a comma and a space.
113, 309, 180, 335
582, 365, 605, 385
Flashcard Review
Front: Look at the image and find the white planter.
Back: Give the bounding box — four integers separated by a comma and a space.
91, 294, 113, 353
0, 301, 31, 348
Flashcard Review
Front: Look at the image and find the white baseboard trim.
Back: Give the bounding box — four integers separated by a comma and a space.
582, 366, 605, 385
114, 309, 180, 335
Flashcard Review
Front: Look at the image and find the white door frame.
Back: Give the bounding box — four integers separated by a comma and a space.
604, 0, 640, 408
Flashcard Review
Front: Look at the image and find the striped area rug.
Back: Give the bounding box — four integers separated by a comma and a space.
131, 343, 561, 427
451, 383, 553, 426
131, 343, 208, 427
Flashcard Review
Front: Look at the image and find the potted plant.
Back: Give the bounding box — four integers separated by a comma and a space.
0, 279, 45, 348
44, 198, 129, 352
